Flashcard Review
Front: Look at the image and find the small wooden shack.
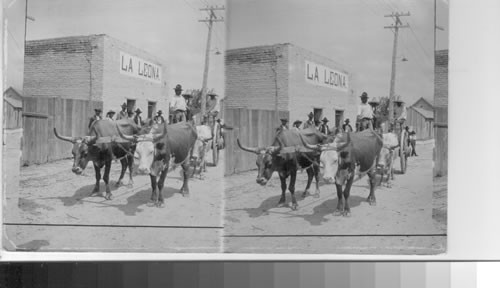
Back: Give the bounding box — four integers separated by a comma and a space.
407, 97, 434, 140
3, 87, 23, 130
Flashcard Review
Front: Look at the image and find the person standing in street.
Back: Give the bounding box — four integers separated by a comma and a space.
105, 110, 115, 121
303, 112, 315, 129
292, 120, 302, 131
133, 108, 143, 127
116, 103, 128, 120
409, 126, 418, 156
154, 110, 165, 124
319, 117, 330, 135
276, 118, 289, 134
89, 108, 102, 129
342, 118, 353, 133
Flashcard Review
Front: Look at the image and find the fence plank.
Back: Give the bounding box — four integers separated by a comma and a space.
21, 97, 103, 166
224, 108, 289, 175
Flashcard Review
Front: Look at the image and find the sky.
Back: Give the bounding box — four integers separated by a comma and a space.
25, 0, 225, 97
227, 0, 449, 106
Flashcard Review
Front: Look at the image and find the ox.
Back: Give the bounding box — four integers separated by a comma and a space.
237, 128, 326, 210
377, 133, 400, 187
191, 125, 213, 178
302, 130, 383, 216
53, 119, 139, 200
118, 122, 197, 207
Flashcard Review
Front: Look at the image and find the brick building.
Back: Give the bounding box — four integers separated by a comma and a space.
225, 43, 357, 128
24, 34, 169, 119
434, 50, 448, 176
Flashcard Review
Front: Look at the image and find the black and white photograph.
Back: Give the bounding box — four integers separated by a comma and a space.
2, 0, 449, 256
223, 0, 448, 254
2, 0, 225, 252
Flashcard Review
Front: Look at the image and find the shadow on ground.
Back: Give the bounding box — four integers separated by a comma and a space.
286, 195, 366, 226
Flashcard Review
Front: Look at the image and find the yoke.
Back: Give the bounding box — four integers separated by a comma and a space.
94, 136, 131, 144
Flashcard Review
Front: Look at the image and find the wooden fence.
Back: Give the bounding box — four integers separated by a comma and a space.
434, 106, 448, 177
224, 108, 289, 176
22, 97, 102, 166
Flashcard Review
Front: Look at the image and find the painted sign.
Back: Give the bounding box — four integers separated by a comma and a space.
120, 51, 162, 83
305, 60, 348, 91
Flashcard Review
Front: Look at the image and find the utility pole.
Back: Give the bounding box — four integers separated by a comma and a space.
199, 5, 224, 119
434, 0, 445, 51
384, 12, 409, 122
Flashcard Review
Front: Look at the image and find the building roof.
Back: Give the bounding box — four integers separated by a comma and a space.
411, 106, 434, 119
410, 97, 434, 109
3, 87, 23, 109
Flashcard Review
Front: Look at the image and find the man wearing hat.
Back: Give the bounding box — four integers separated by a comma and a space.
206, 93, 220, 120
393, 97, 407, 133
356, 92, 373, 131
116, 102, 128, 120
133, 108, 143, 127
342, 118, 353, 133
105, 110, 115, 121
154, 110, 165, 124
292, 120, 302, 132
319, 117, 330, 135
89, 108, 102, 129
170, 84, 187, 123
276, 118, 289, 134
303, 112, 315, 129
408, 126, 418, 157
314, 119, 321, 130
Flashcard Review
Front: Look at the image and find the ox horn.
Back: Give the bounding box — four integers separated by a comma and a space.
237, 139, 259, 154
153, 122, 167, 142
334, 132, 351, 151
53, 128, 76, 143
116, 126, 137, 142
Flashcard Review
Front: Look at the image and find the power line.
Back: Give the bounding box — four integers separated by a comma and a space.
179, 0, 200, 17
383, 0, 399, 11
375, 0, 392, 12
359, 0, 382, 16
408, 25, 431, 59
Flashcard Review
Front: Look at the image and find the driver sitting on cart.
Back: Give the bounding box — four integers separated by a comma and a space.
206, 93, 219, 120
393, 97, 407, 146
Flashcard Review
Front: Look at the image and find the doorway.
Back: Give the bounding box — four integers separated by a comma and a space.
313, 108, 323, 122
148, 101, 157, 119
335, 110, 344, 128
126, 99, 136, 113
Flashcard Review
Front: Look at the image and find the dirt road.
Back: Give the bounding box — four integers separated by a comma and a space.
4, 151, 224, 252
223, 141, 446, 254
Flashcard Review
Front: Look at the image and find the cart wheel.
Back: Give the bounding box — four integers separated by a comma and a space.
212, 124, 220, 166
400, 131, 408, 174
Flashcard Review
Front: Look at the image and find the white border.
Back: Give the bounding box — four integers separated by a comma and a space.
3, 0, 500, 261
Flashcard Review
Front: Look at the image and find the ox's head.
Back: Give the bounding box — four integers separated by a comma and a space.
117, 123, 167, 176
300, 132, 351, 185
191, 137, 211, 167
237, 139, 280, 185
53, 128, 97, 175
